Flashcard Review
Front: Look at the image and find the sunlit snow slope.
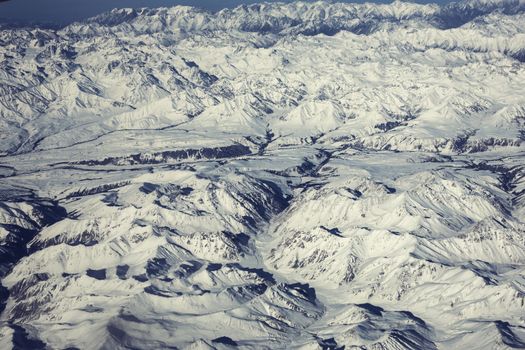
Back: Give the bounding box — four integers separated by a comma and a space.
1, 0, 525, 349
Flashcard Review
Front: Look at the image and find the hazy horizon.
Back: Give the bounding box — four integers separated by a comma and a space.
0, 0, 452, 26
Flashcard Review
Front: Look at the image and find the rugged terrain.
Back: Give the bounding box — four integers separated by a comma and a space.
1, 0, 525, 348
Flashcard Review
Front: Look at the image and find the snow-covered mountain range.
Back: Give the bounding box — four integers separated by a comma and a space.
0, 0, 525, 348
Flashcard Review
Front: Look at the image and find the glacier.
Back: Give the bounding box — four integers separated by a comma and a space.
0, 0, 525, 348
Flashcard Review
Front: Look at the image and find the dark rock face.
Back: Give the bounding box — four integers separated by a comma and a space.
74, 144, 252, 166
0, 199, 66, 317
